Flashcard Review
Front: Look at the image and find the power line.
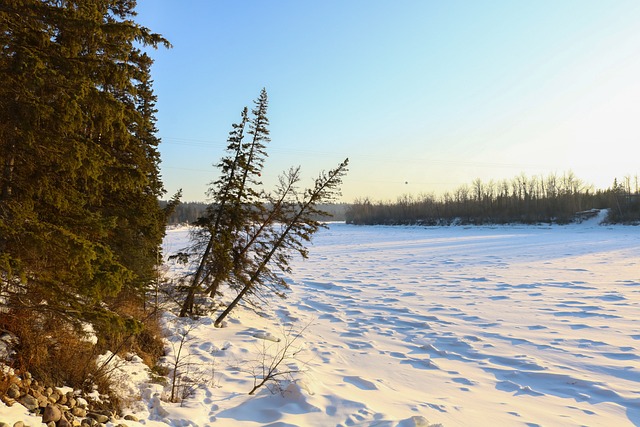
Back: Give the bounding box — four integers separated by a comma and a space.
158, 136, 589, 175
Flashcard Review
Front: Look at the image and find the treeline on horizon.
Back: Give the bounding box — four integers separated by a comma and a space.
162, 201, 349, 224
346, 172, 640, 225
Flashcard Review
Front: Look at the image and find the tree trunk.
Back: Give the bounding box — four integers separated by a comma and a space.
178, 234, 214, 317
213, 159, 347, 326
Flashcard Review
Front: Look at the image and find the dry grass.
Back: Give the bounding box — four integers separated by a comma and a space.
0, 309, 100, 389
0, 290, 166, 412
103, 292, 166, 367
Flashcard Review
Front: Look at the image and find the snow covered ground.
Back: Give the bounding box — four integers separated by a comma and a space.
3, 216, 639, 426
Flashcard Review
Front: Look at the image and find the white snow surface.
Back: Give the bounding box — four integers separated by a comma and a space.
2, 217, 640, 426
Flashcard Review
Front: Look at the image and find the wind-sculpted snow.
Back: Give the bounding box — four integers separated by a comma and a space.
277, 222, 640, 426
4, 220, 637, 426
161, 221, 637, 426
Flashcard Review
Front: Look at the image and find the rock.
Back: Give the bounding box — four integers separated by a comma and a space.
36, 393, 48, 408
49, 391, 60, 403
42, 404, 62, 423
1, 397, 16, 407
7, 383, 21, 399
115, 424, 128, 427
71, 407, 86, 417
66, 397, 76, 408
123, 415, 138, 422
86, 413, 109, 424
0, 422, 9, 427
57, 414, 72, 427
46, 422, 56, 427
12, 422, 24, 427
80, 418, 96, 427
57, 394, 67, 405
44, 387, 53, 397
19, 394, 39, 412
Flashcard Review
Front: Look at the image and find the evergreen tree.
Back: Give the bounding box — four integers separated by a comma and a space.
0, 0, 170, 351
179, 107, 251, 316
214, 158, 349, 327
179, 89, 272, 316
178, 90, 348, 321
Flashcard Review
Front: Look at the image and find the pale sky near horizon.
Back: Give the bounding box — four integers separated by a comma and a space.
136, 1, 640, 203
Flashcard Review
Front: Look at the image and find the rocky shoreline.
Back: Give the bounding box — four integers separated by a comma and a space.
1, 373, 136, 427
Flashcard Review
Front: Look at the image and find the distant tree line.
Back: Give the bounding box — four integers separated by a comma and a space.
162, 201, 348, 225
346, 173, 640, 225
607, 176, 640, 223
161, 201, 208, 224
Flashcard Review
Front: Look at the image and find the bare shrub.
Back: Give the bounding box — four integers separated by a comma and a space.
164, 321, 215, 404
245, 323, 310, 395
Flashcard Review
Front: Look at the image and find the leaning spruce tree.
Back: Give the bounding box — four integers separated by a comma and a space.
178, 107, 251, 317
214, 158, 349, 327
179, 90, 348, 323
179, 89, 272, 317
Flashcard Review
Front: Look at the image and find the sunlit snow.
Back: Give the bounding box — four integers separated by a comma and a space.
3, 216, 639, 426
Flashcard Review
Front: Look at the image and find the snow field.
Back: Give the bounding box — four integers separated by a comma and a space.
2, 218, 638, 426
279, 221, 640, 426
159, 220, 639, 426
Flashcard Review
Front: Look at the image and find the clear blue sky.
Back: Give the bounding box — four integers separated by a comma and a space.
136, 0, 640, 202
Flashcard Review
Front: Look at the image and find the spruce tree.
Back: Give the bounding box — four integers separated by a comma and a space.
179, 107, 251, 316
178, 90, 348, 322
214, 159, 349, 327
0, 0, 170, 354
179, 89, 272, 316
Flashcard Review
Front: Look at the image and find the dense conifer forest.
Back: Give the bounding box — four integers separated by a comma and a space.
0, 1, 172, 390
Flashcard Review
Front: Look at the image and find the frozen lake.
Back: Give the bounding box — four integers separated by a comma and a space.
276, 222, 640, 426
